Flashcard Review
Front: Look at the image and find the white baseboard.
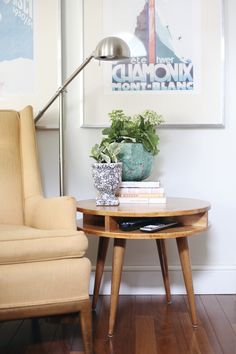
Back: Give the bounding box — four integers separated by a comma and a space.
89, 265, 236, 295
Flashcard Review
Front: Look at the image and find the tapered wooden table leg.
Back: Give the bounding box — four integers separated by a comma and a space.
156, 239, 171, 304
108, 238, 126, 337
92, 236, 110, 310
176, 237, 198, 327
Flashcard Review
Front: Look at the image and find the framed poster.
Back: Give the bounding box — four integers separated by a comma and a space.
82, 0, 224, 127
0, 0, 62, 126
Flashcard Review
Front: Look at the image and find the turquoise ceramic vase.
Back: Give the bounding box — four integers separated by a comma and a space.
118, 143, 153, 181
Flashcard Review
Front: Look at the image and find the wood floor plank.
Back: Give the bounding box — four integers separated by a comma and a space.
1, 317, 59, 354
216, 295, 236, 335
135, 296, 161, 353
25, 317, 60, 354
0, 320, 23, 349
152, 295, 186, 354
116, 294, 135, 331
193, 296, 223, 354
24, 343, 52, 354
92, 295, 111, 354
6, 319, 35, 354
46, 314, 81, 354
70, 317, 84, 353
46, 340, 70, 354
169, 302, 189, 354
200, 295, 236, 354
135, 316, 158, 354
176, 296, 216, 354
135, 295, 155, 317
108, 295, 135, 354
92, 295, 136, 354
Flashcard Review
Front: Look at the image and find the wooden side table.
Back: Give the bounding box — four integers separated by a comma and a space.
77, 198, 210, 336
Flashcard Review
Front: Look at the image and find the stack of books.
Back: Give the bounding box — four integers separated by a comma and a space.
117, 181, 166, 204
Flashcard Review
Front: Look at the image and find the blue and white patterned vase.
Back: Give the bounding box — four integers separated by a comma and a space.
92, 162, 122, 206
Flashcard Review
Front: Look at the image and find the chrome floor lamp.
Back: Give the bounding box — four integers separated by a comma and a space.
35, 36, 130, 195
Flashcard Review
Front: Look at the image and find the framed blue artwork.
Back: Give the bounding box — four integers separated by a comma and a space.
0, 0, 62, 126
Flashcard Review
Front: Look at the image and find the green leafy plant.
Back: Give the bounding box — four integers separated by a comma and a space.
101, 109, 164, 156
90, 141, 121, 163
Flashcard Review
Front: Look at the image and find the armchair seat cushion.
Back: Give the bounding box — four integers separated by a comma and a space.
0, 224, 88, 265
0, 258, 91, 309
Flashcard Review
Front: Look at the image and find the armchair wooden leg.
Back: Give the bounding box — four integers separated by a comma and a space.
92, 237, 110, 310
80, 299, 93, 354
156, 239, 171, 304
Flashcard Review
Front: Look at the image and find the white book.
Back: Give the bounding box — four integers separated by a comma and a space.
118, 197, 149, 204
118, 197, 166, 204
148, 197, 166, 204
118, 187, 164, 194
118, 193, 165, 198
120, 181, 160, 188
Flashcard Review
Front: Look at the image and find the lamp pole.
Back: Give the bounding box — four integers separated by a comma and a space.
35, 55, 93, 195
35, 55, 94, 195
34, 37, 130, 196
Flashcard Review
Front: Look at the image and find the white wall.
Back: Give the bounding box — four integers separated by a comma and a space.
37, 0, 236, 294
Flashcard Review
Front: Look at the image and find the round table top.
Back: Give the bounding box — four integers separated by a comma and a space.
77, 197, 211, 217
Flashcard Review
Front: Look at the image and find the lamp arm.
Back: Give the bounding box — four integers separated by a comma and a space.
34, 54, 94, 123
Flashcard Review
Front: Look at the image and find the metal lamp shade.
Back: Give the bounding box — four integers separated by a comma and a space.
93, 36, 130, 60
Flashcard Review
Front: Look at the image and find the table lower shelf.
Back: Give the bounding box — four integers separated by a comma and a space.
77, 219, 207, 239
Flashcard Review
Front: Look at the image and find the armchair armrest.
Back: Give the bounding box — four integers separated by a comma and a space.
25, 195, 77, 229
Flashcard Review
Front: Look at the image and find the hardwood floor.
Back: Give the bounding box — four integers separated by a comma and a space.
0, 295, 235, 354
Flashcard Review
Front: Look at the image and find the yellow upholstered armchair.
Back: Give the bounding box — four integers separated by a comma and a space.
0, 106, 92, 354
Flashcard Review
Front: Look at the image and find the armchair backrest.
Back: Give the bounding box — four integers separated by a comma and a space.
0, 106, 42, 225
